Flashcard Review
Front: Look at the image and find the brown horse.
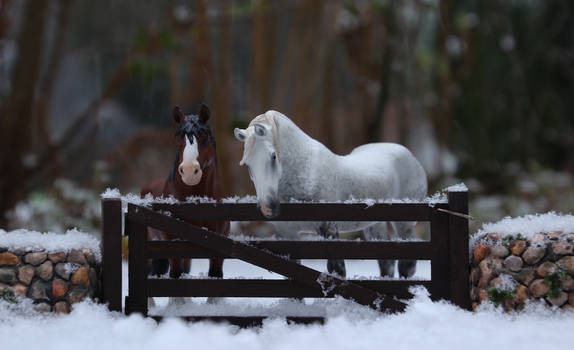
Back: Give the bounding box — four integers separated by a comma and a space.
141, 104, 229, 293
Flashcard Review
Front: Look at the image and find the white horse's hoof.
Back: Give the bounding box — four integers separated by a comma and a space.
206, 297, 222, 305
168, 297, 187, 306
147, 297, 156, 309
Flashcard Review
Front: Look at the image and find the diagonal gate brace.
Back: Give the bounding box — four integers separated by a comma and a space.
128, 204, 406, 312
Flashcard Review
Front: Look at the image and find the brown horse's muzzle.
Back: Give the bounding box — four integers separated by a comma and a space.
179, 161, 202, 186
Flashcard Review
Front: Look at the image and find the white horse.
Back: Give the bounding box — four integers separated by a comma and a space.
234, 111, 427, 278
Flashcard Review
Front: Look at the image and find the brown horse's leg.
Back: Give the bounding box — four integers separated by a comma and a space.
169, 258, 189, 278
208, 258, 224, 278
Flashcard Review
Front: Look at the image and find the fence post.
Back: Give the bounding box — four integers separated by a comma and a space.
430, 208, 450, 302
101, 198, 123, 312
125, 204, 148, 316
447, 190, 471, 310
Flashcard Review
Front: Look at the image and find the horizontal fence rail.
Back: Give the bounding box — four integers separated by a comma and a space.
152, 202, 448, 222
146, 279, 432, 298
146, 240, 435, 260
101, 190, 470, 325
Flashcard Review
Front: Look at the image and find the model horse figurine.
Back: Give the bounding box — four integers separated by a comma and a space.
234, 110, 427, 278
142, 104, 229, 304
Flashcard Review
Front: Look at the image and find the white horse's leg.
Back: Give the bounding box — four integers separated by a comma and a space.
148, 297, 156, 309
318, 222, 346, 278
363, 222, 395, 277
390, 221, 417, 278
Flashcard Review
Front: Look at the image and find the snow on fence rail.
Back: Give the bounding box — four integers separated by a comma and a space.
100, 190, 470, 326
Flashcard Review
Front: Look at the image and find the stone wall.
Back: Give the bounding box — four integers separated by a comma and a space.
0, 247, 100, 313
470, 231, 574, 311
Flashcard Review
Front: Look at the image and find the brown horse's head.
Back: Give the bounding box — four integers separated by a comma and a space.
171, 104, 216, 187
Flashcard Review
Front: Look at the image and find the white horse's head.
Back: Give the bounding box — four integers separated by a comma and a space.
234, 111, 282, 218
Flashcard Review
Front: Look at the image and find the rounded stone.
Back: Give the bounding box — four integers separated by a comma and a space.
530, 279, 549, 297
470, 287, 479, 301
536, 262, 559, 277
67, 250, 87, 265
28, 280, 50, 300
488, 277, 507, 289
48, 252, 67, 264
548, 231, 563, 240
509, 240, 527, 256
33, 302, 51, 312
0, 252, 20, 265
552, 242, 574, 255
36, 260, 53, 281
52, 279, 69, 299
479, 258, 504, 276
81, 249, 96, 265
55, 263, 71, 280
54, 301, 70, 314
478, 288, 489, 302
532, 234, 546, 243
513, 267, 536, 285
547, 291, 568, 307
562, 275, 574, 292
69, 287, 88, 303
485, 233, 502, 242
470, 267, 481, 285
473, 244, 490, 263
18, 265, 35, 285
0, 267, 16, 284
24, 252, 47, 266
490, 245, 509, 259
522, 247, 546, 265
478, 275, 490, 289
12, 284, 27, 297
515, 285, 529, 303
504, 255, 523, 272
71, 266, 90, 287
558, 256, 574, 275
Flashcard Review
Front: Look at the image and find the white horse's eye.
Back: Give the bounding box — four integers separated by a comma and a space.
271, 153, 277, 162
254, 124, 266, 137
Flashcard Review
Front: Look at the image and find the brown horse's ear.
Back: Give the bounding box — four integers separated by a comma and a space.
199, 104, 210, 123
173, 106, 184, 124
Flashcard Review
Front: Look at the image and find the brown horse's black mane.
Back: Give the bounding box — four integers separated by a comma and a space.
168, 114, 216, 181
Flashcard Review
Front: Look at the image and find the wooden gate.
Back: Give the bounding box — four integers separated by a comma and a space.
101, 190, 470, 326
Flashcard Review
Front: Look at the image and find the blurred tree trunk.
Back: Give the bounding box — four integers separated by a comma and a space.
0, 0, 49, 227
0, 0, 12, 51
213, 1, 232, 195
186, 0, 210, 105
33, 0, 74, 175
433, 0, 455, 143
249, 0, 275, 115
368, 5, 395, 143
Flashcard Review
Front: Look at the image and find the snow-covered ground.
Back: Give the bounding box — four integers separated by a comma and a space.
2, 211, 574, 349
1, 285, 573, 350
1, 258, 573, 349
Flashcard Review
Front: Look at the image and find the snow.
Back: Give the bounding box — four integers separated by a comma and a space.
1, 252, 574, 348
472, 211, 574, 244
0, 228, 101, 262
1, 286, 574, 349
100, 187, 466, 207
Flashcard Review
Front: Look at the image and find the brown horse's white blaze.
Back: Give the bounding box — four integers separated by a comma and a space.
178, 135, 202, 186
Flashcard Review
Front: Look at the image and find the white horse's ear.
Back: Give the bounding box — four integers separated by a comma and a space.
234, 128, 247, 142
254, 124, 267, 137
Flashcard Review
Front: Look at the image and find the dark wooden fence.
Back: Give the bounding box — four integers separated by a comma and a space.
101, 190, 470, 325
